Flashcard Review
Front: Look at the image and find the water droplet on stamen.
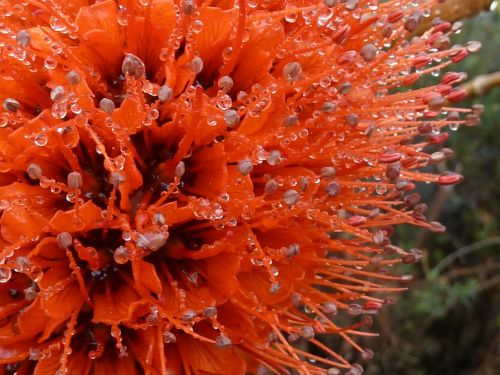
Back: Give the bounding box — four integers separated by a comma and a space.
113, 246, 129, 264
3, 98, 20, 112
66, 70, 81, 85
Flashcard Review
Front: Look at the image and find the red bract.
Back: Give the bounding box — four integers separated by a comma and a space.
0, 0, 479, 374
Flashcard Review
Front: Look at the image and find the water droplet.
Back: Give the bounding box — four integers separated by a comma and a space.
49, 16, 67, 32
34, 133, 48, 147
113, 246, 129, 264
0, 266, 12, 283
3, 98, 20, 112
66, 70, 81, 85
44, 56, 57, 70
51, 102, 67, 119
117, 6, 128, 26
192, 19, 203, 33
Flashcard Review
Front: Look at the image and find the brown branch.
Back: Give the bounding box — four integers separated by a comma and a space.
432, 236, 500, 274
417, 0, 494, 33
460, 71, 500, 98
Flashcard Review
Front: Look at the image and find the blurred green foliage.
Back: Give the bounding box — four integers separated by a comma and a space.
361, 8, 500, 375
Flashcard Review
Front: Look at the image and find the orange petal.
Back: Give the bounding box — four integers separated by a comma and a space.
40, 281, 84, 319
92, 282, 145, 324
93, 351, 140, 375
49, 200, 103, 233
157, 202, 194, 226
177, 333, 246, 374
231, 22, 284, 92
74, 0, 125, 79
33, 353, 59, 375
30, 237, 64, 260
131, 259, 162, 294
16, 298, 49, 339
34, 348, 88, 375
198, 252, 241, 297
183, 143, 228, 198
117, 153, 143, 211
0, 206, 48, 244
111, 98, 146, 136
195, 6, 237, 83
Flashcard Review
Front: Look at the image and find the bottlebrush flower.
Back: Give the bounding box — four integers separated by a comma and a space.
0, 0, 481, 374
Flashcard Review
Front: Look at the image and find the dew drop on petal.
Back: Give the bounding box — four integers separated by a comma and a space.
0, 266, 12, 283
3, 98, 20, 112
66, 70, 81, 85
113, 246, 129, 264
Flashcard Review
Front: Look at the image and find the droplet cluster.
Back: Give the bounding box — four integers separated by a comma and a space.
0, 0, 481, 374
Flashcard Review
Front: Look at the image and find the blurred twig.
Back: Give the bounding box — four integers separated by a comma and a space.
460, 71, 500, 98
432, 236, 500, 274
417, 0, 495, 33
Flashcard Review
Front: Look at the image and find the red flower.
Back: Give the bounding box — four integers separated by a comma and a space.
0, 0, 480, 374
